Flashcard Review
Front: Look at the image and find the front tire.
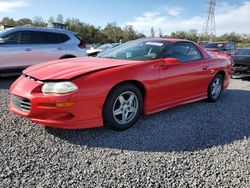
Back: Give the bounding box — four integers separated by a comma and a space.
103, 84, 143, 131
207, 74, 224, 102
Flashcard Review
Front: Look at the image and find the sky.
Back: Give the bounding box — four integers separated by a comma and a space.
0, 0, 249, 36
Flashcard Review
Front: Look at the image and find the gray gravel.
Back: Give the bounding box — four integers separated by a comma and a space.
0, 76, 249, 188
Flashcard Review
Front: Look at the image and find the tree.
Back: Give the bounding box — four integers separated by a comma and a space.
17, 18, 32, 26
103, 22, 124, 43
217, 32, 242, 43
33, 17, 47, 27
170, 31, 187, 39
186, 29, 198, 42
0, 17, 16, 26
56, 14, 64, 24
1, 16, 249, 46
123, 25, 137, 41
48, 16, 55, 24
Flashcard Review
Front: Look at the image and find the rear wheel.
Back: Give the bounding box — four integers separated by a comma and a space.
103, 84, 143, 131
207, 74, 224, 102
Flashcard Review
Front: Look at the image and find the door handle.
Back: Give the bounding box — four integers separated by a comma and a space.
57, 47, 63, 50
154, 62, 168, 68
202, 65, 208, 70
25, 48, 32, 52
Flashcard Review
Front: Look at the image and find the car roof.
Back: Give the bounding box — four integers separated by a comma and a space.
206, 42, 234, 44
5, 26, 75, 35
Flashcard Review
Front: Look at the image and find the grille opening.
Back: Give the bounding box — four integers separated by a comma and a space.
12, 95, 31, 113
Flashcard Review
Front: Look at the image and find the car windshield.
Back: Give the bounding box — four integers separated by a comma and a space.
239, 49, 250, 56
205, 43, 224, 49
98, 40, 167, 61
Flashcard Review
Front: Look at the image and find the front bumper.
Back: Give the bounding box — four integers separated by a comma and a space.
10, 75, 103, 129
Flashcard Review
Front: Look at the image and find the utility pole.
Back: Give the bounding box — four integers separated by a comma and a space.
201, 0, 216, 42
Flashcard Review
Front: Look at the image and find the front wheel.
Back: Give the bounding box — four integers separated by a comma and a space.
103, 84, 143, 131
207, 74, 224, 102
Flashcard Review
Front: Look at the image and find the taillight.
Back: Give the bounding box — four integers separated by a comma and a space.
78, 41, 86, 49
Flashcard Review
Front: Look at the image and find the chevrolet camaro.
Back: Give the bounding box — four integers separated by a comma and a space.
10, 38, 232, 130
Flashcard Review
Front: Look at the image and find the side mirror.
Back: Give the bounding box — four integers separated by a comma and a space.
163, 58, 181, 65
0, 38, 4, 44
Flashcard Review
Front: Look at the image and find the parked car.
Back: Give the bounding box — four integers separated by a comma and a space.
10, 38, 231, 130
232, 48, 250, 77
204, 42, 236, 55
0, 26, 86, 74
87, 43, 120, 56
234, 48, 246, 55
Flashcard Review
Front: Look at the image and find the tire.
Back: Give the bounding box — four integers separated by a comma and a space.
207, 74, 224, 102
103, 83, 143, 131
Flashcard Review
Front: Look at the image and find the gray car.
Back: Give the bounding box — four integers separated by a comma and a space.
0, 26, 86, 73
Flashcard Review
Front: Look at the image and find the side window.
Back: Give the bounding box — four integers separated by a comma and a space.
230, 44, 235, 50
164, 43, 202, 62
225, 43, 230, 50
20, 32, 32, 44
31, 32, 69, 44
57, 34, 69, 43
30, 31, 46, 44
46, 32, 58, 44
3, 32, 20, 44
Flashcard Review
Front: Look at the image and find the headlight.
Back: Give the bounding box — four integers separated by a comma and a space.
41, 81, 78, 94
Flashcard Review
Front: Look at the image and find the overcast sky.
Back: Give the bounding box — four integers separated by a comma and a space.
0, 0, 249, 36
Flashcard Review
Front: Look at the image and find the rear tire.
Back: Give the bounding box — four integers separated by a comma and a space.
207, 74, 224, 102
103, 84, 143, 131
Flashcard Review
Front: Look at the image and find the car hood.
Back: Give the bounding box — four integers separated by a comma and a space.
205, 48, 219, 52
23, 57, 135, 80
233, 55, 250, 62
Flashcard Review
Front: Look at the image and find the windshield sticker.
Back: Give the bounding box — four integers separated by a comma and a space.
145, 42, 164, 47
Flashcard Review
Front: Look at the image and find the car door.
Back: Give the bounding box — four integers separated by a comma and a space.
0, 31, 35, 70
159, 42, 211, 106
30, 31, 68, 64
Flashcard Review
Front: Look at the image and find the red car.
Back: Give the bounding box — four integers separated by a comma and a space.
10, 38, 232, 130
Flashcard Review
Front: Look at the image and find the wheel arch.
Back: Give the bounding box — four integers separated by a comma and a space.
59, 54, 76, 59
102, 80, 146, 115
102, 80, 146, 129
109, 80, 146, 99
216, 70, 225, 79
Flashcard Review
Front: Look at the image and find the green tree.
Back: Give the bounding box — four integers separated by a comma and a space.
104, 22, 124, 43
123, 25, 137, 41
170, 31, 187, 39
48, 16, 55, 24
0, 17, 16, 26
33, 17, 47, 27
186, 29, 199, 42
217, 32, 242, 43
17, 18, 32, 26
56, 14, 64, 24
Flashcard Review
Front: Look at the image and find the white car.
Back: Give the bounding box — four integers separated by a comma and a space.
0, 26, 86, 74
87, 43, 120, 56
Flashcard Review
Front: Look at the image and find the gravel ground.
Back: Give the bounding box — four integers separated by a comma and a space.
0, 76, 249, 188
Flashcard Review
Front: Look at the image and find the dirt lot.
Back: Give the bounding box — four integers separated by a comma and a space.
0, 76, 249, 187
